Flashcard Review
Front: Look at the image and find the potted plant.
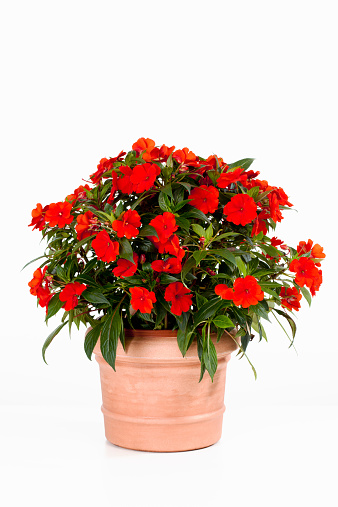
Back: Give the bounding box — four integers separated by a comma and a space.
26, 137, 325, 452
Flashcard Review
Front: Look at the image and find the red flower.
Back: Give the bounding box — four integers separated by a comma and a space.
205, 155, 227, 170
216, 168, 246, 188
151, 257, 182, 274
28, 266, 48, 295
132, 138, 156, 161
215, 276, 264, 308
29, 203, 49, 231
214, 284, 234, 300
164, 282, 193, 316
92, 230, 119, 262
280, 287, 302, 312
117, 166, 134, 194
45, 202, 74, 228
297, 239, 325, 266
59, 282, 87, 311
151, 234, 185, 261
130, 163, 161, 193
271, 236, 287, 249
223, 194, 257, 226
149, 212, 178, 243
251, 209, 270, 237
90, 151, 126, 184
268, 191, 283, 223
289, 257, 321, 289
188, 185, 219, 214
149, 144, 175, 162
112, 209, 141, 239
75, 211, 98, 240
36, 286, 53, 311
107, 171, 119, 203
66, 184, 91, 203
113, 254, 138, 278
172, 147, 197, 165
129, 287, 156, 313
310, 269, 323, 296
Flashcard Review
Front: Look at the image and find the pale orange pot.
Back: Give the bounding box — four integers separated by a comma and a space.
93, 329, 239, 452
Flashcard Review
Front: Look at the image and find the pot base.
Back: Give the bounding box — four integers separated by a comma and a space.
102, 404, 225, 452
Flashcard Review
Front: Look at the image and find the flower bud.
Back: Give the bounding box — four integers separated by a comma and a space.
139, 254, 146, 265
199, 236, 205, 245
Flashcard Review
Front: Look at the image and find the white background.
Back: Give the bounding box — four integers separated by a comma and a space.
1, 1, 337, 506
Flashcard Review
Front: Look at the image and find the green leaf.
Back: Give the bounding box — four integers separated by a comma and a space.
228, 158, 255, 170
139, 225, 159, 239
262, 288, 281, 301
194, 298, 225, 327
45, 294, 64, 321
193, 250, 208, 266
154, 301, 167, 328
82, 258, 98, 274
181, 257, 196, 281
159, 192, 172, 212
177, 329, 194, 357
196, 293, 208, 309
205, 224, 213, 242
119, 237, 134, 263
160, 274, 179, 284
191, 224, 206, 237
75, 274, 100, 287
181, 208, 211, 224
42, 321, 68, 364
209, 232, 241, 245
247, 186, 260, 200
82, 289, 111, 306
177, 181, 192, 192
160, 183, 173, 199
299, 286, 312, 307
210, 249, 237, 266
213, 315, 234, 328
175, 216, 190, 232
274, 308, 297, 340
203, 338, 218, 381
172, 199, 191, 213
21, 255, 47, 271
68, 309, 74, 335
260, 244, 280, 258
72, 234, 95, 253
235, 256, 247, 276
84, 323, 103, 360
100, 308, 122, 370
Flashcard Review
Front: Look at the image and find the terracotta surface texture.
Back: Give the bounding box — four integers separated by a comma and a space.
93, 329, 239, 452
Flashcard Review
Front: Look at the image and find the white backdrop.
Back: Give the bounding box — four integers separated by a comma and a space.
1, 1, 337, 506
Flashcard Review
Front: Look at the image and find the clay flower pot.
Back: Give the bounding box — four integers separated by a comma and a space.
93, 329, 239, 452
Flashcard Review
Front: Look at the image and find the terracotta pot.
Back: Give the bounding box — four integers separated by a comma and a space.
93, 329, 239, 452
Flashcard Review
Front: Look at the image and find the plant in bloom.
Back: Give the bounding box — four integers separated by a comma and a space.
188, 185, 219, 214
215, 276, 264, 309
45, 202, 74, 228
112, 209, 141, 239
129, 287, 156, 313
164, 282, 193, 316
280, 287, 302, 312
59, 282, 87, 311
26, 138, 325, 380
92, 230, 119, 262
113, 254, 138, 278
223, 194, 257, 226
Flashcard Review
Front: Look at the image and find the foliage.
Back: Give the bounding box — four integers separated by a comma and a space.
26, 138, 325, 380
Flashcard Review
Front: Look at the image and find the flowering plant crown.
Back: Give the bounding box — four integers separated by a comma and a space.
26, 138, 325, 380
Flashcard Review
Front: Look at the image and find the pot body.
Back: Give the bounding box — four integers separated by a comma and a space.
93, 329, 238, 452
